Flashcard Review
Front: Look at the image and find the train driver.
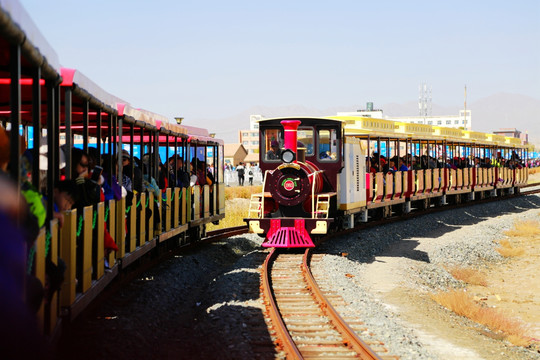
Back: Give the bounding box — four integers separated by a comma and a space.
266, 140, 281, 160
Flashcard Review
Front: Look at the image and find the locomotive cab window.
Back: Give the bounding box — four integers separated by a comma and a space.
297, 128, 314, 156
318, 129, 338, 161
264, 129, 284, 161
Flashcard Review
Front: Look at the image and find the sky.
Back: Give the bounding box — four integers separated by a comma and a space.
17, 0, 540, 126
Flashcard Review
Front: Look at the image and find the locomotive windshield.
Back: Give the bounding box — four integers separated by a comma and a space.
318, 128, 338, 161
297, 128, 314, 155
264, 127, 315, 161
264, 129, 284, 161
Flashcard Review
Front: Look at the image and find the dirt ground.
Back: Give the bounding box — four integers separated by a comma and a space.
359, 200, 540, 359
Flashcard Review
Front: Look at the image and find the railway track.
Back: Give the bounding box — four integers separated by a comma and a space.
261, 248, 398, 359
520, 181, 540, 195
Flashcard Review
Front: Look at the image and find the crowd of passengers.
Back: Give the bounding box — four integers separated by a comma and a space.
368, 151, 525, 174
0, 124, 215, 358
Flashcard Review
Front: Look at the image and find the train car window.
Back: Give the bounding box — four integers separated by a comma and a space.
264, 129, 284, 161
297, 128, 314, 156
318, 129, 338, 161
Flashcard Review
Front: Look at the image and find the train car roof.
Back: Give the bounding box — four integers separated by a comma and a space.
335, 115, 527, 148
257, 116, 345, 125
0, 0, 61, 79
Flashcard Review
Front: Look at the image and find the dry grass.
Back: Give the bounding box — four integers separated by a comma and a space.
495, 220, 540, 257
496, 240, 525, 257
207, 186, 263, 231
207, 200, 249, 230
225, 185, 263, 200
431, 290, 531, 346
503, 220, 540, 238
447, 267, 488, 286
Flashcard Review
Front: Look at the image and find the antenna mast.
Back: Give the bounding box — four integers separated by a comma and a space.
464, 85, 467, 128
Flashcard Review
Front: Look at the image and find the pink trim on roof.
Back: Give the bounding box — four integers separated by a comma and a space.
60, 68, 76, 87
117, 103, 125, 116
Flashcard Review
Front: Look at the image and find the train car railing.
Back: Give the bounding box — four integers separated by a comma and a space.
414, 169, 425, 196
192, 186, 200, 221
35, 228, 46, 329
203, 185, 210, 218
394, 171, 403, 199
115, 197, 126, 259
424, 169, 433, 194
173, 188, 180, 228
126, 196, 137, 253
48, 219, 61, 334
212, 184, 217, 216
181, 188, 188, 224
164, 188, 172, 233
384, 172, 393, 200
476, 168, 485, 189
147, 192, 155, 241
448, 169, 456, 190
456, 169, 464, 190
60, 210, 77, 308
366, 173, 373, 203
79, 206, 93, 293
470, 168, 477, 189
433, 168, 442, 193
93, 203, 105, 280
373, 172, 384, 202
137, 193, 147, 245
107, 200, 117, 269
404, 170, 413, 198
463, 168, 471, 189
487, 168, 495, 187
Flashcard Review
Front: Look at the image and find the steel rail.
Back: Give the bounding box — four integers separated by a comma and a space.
203, 225, 248, 243
520, 181, 540, 189
261, 249, 303, 360
302, 249, 382, 360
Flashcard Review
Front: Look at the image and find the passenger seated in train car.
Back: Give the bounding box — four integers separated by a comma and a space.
266, 140, 281, 160
369, 160, 378, 173
99, 154, 123, 201
189, 162, 198, 187
51, 180, 78, 227
412, 156, 422, 170
158, 159, 169, 191
72, 149, 119, 265
121, 150, 143, 193
398, 157, 409, 171
387, 158, 397, 173
168, 154, 189, 188
139, 155, 160, 198
71, 148, 101, 209
0, 174, 52, 359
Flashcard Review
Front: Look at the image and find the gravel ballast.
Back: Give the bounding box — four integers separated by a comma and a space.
58, 194, 540, 360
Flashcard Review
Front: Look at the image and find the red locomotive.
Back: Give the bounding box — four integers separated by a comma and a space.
245, 118, 343, 247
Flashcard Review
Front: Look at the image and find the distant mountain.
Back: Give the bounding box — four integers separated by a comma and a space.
466, 93, 540, 143
191, 93, 540, 146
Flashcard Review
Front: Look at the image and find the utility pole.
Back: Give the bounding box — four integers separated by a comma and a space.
464, 85, 467, 128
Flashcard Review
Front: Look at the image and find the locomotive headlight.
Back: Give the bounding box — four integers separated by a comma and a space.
281, 149, 296, 164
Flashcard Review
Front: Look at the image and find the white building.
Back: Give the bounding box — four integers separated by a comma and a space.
385, 110, 472, 130
338, 102, 472, 130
